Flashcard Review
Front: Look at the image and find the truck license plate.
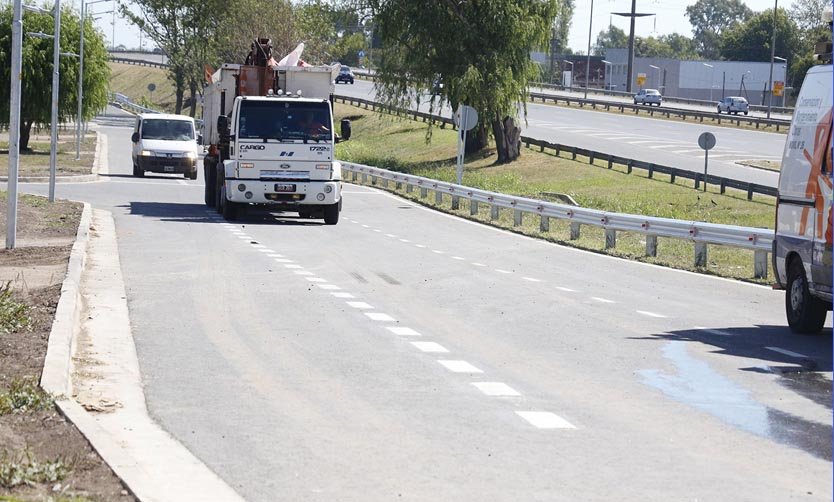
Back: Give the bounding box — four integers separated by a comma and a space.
274, 184, 296, 192
164, 166, 174, 172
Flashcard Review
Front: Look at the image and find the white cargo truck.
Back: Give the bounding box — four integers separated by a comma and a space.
201, 39, 351, 223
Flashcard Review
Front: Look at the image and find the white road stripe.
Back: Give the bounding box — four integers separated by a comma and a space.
238, 236, 251, 240
305, 277, 327, 282
274, 259, 294, 263
438, 360, 483, 373
346, 301, 373, 309
636, 310, 667, 318
284, 264, 303, 269
331, 292, 355, 298
385, 233, 396, 238
765, 346, 809, 359
318, 284, 342, 290
257, 249, 273, 253
495, 269, 512, 274
365, 312, 396, 322
432, 250, 445, 254
373, 229, 382, 233
472, 263, 486, 267
591, 297, 615, 303
693, 326, 733, 336
522, 277, 541, 282
452, 256, 465, 260
411, 342, 449, 353
649, 144, 690, 149
416, 244, 427, 248
251, 244, 267, 248
515, 411, 576, 429
294, 271, 314, 276
670, 149, 705, 154
472, 382, 520, 396
267, 254, 284, 258
387, 327, 421, 336
556, 287, 575, 292
399, 239, 411, 243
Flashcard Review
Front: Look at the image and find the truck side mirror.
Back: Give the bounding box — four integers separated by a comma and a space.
131, 132, 140, 143
340, 119, 351, 141
217, 115, 229, 133
196, 133, 203, 145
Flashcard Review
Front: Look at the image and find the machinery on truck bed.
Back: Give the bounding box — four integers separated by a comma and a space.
201, 38, 351, 223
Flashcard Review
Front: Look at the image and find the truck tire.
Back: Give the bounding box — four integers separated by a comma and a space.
220, 185, 239, 221
785, 259, 828, 334
187, 168, 198, 180
215, 164, 225, 213
133, 163, 144, 177
204, 157, 217, 207
323, 202, 339, 225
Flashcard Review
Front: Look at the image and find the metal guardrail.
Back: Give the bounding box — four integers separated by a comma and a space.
530, 81, 795, 115
333, 95, 778, 200
340, 161, 772, 279
110, 56, 168, 69
526, 91, 791, 131
109, 93, 204, 128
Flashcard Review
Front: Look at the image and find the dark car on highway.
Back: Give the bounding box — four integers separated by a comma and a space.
335, 67, 354, 84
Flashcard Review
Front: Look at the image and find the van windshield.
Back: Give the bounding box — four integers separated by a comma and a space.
141, 119, 194, 141
238, 101, 331, 142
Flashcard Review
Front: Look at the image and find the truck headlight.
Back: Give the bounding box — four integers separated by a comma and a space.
141, 150, 154, 156
240, 162, 254, 169
324, 185, 333, 193
185, 151, 197, 159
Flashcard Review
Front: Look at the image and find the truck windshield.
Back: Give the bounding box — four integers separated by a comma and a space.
238, 101, 331, 142
141, 119, 194, 141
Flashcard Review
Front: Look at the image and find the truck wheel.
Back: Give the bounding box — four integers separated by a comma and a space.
785, 260, 828, 334
215, 166, 225, 213
204, 158, 216, 207
220, 185, 238, 221
133, 163, 144, 177
187, 169, 198, 180
323, 202, 339, 225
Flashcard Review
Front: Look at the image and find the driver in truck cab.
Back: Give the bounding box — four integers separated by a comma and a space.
297, 110, 329, 137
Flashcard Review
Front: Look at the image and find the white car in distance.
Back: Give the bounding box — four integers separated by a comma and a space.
633, 89, 662, 106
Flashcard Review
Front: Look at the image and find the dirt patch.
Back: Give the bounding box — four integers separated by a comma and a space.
0, 195, 134, 501
736, 159, 782, 172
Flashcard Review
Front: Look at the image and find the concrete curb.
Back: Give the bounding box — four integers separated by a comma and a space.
41, 206, 245, 502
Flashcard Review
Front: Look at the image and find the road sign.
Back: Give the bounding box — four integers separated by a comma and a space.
773, 80, 784, 97
637, 73, 647, 86
454, 106, 478, 131
698, 132, 716, 150
358, 50, 365, 58
698, 132, 716, 192
147, 83, 156, 92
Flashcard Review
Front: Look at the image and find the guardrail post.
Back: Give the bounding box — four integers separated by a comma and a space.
648, 164, 654, 179
589, 152, 595, 165
607, 155, 613, 169
754, 250, 768, 279
747, 185, 754, 200
470, 200, 479, 215
571, 147, 577, 160
540, 215, 549, 232
352, 171, 358, 182
513, 209, 523, 227
435, 190, 443, 205
381, 178, 389, 188
406, 183, 413, 193
720, 179, 726, 194
605, 229, 616, 249
670, 171, 676, 184
451, 196, 460, 210
627, 160, 633, 174
555, 144, 561, 157
646, 235, 658, 257
694, 242, 708, 267
420, 187, 428, 198
570, 222, 581, 240
490, 206, 500, 220
395, 181, 402, 190
371, 175, 378, 185
362, 173, 368, 183
695, 174, 701, 190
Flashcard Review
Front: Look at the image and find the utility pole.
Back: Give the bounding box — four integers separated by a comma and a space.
7, 0, 23, 249
76, 0, 85, 160
584, 0, 594, 98
613, 1, 654, 93
48, 0, 62, 202
766, 0, 778, 119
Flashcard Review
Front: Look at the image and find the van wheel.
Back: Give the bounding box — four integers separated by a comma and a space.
786, 260, 828, 334
323, 202, 339, 225
743, 111, 748, 116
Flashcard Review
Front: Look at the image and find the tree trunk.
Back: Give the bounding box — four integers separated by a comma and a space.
464, 122, 488, 154
188, 81, 198, 117
173, 69, 186, 114
492, 115, 521, 164
19, 120, 33, 152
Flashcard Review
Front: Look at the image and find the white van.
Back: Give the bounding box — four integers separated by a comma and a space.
131, 113, 199, 179
772, 63, 833, 333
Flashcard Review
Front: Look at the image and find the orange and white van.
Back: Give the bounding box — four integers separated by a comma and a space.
772, 63, 833, 333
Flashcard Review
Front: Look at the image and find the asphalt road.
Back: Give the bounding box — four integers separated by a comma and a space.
336, 80, 784, 188
16, 115, 832, 501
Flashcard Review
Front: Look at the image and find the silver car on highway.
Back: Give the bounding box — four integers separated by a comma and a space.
633, 89, 662, 106
717, 96, 749, 115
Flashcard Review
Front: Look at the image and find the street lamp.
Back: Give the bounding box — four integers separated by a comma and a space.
702, 62, 714, 101
562, 60, 574, 91
774, 56, 788, 107
648, 64, 661, 92
77, 0, 112, 161
766, 0, 778, 119
584, 0, 595, 99
601, 60, 612, 91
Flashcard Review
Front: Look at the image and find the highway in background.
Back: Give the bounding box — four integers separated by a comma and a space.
14, 111, 831, 500
337, 79, 784, 188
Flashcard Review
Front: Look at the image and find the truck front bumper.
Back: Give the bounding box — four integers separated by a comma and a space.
225, 180, 342, 205
138, 156, 196, 174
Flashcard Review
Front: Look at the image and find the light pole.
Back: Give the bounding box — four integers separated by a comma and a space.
584, 0, 595, 99
562, 60, 574, 91
702, 62, 714, 101
77, 0, 111, 161
766, 0, 778, 119
774, 56, 787, 108
7, 0, 24, 249
601, 59, 612, 91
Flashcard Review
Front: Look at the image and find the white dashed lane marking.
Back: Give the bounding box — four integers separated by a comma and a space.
438, 360, 483, 373
274, 259, 294, 263
346, 301, 374, 309
318, 284, 341, 290
556, 287, 575, 292
284, 264, 303, 269
452, 256, 465, 261
267, 254, 284, 258
411, 342, 449, 353
294, 271, 314, 276
472, 263, 486, 267
472, 382, 520, 397
693, 326, 733, 336
522, 277, 541, 283
387, 327, 421, 336
636, 310, 667, 318
331, 292, 355, 298
365, 312, 396, 322
515, 411, 576, 429
432, 250, 445, 254
495, 269, 512, 274
591, 297, 615, 303
385, 234, 396, 238
416, 244, 427, 248
399, 239, 411, 243
305, 277, 327, 282
765, 346, 809, 359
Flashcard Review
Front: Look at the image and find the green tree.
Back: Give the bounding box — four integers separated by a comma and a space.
686, 0, 752, 59
593, 25, 628, 55
368, 0, 563, 164
0, 4, 110, 150
551, 0, 574, 54
720, 8, 801, 62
